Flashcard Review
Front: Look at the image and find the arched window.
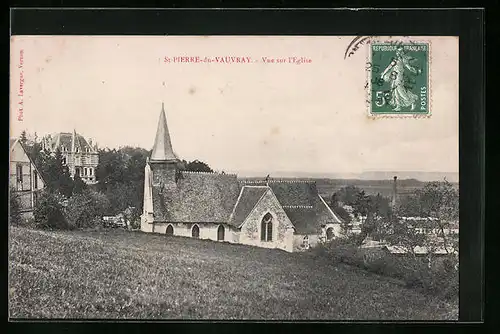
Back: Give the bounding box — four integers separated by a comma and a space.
192, 224, 200, 239
261, 213, 273, 242
217, 225, 225, 241
326, 227, 334, 241
166, 224, 174, 236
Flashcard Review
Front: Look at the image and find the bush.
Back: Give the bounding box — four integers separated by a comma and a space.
33, 191, 70, 230
318, 238, 458, 302
9, 188, 21, 225
64, 189, 110, 229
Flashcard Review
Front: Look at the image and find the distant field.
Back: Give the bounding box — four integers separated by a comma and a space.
9, 227, 457, 320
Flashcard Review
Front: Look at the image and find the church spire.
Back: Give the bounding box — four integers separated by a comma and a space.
150, 102, 178, 162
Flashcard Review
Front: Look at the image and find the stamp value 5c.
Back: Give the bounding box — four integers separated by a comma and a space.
368, 41, 430, 116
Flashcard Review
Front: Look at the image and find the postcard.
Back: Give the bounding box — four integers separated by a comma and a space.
9, 35, 459, 320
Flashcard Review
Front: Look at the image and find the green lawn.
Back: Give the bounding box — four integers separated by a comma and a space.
8, 227, 457, 320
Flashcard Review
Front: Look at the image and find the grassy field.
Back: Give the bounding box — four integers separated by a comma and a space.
9, 227, 457, 320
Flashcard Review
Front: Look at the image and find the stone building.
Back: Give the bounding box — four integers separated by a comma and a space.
42, 130, 99, 184
141, 104, 343, 252
9, 138, 46, 217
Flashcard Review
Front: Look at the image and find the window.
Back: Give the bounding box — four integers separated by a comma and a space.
217, 225, 225, 241
75, 167, 80, 176
302, 236, 310, 249
62, 157, 67, 165
16, 164, 23, 190
261, 213, 273, 242
166, 224, 174, 236
192, 225, 200, 238
326, 227, 334, 241
33, 170, 38, 189
84, 168, 87, 176
89, 168, 93, 176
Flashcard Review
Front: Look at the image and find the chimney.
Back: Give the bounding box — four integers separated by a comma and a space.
392, 176, 398, 209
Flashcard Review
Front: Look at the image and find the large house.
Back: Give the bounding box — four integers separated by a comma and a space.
9, 138, 46, 217
141, 104, 343, 252
42, 131, 99, 184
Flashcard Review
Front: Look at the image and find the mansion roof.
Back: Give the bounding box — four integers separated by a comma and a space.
47, 131, 96, 153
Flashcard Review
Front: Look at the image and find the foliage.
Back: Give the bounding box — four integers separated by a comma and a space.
183, 159, 214, 173
96, 147, 149, 215
64, 189, 111, 229
334, 185, 360, 206
19, 130, 27, 145
9, 227, 457, 320
72, 173, 87, 195
33, 191, 70, 230
379, 180, 459, 262
330, 185, 392, 240
9, 187, 21, 225
318, 238, 458, 302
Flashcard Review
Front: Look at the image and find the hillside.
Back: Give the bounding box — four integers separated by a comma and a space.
9, 227, 457, 320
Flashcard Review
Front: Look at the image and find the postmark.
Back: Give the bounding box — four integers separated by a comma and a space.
367, 40, 430, 117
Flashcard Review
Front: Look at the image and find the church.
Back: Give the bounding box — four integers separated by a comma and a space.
141, 104, 343, 252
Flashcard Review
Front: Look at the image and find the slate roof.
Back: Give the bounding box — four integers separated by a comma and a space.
238, 180, 342, 234
151, 176, 342, 234
50, 132, 93, 152
152, 171, 240, 223
151, 104, 178, 161
228, 186, 269, 226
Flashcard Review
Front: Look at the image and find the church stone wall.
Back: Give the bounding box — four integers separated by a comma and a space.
148, 222, 239, 244
239, 191, 294, 252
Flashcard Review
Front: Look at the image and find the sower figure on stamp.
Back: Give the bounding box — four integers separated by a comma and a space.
381, 48, 422, 111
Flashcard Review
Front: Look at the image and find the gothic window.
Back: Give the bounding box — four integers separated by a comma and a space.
166, 224, 174, 236
261, 213, 273, 242
217, 225, 225, 241
326, 227, 334, 241
192, 225, 200, 239
84, 168, 87, 176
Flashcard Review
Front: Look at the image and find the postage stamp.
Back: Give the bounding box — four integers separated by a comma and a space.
368, 41, 430, 117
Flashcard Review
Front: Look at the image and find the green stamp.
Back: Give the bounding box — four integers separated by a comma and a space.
369, 41, 430, 116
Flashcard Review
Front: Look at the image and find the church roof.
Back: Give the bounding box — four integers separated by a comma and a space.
152, 171, 240, 223
228, 186, 269, 226
238, 180, 342, 234
150, 103, 178, 162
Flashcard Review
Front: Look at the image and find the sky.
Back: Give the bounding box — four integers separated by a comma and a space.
10, 36, 459, 176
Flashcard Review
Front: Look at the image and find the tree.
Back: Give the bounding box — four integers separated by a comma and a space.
184, 159, 213, 173
44, 148, 74, 198
34, 191, 69, 230
378, 180, 459, 266
73, 173, 87, 194
9, 187, 21, 225
64, 189, 110, 229
19, 130, 27, 145
352, 190, 371, 224
335, 185, 361, 206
